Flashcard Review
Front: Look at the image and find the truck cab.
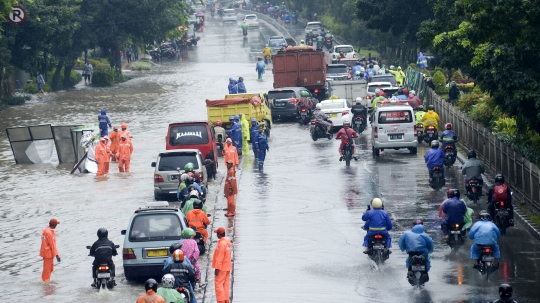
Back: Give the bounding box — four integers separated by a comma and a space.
165, 121, 218, 169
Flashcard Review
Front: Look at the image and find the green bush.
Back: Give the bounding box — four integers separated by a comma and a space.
455, 92, 486, 113
451, 71, 463, 82
493, 117, 517, 137
432, 71, 447, 94
21, 80, 52, 94
6, 95, 31, 105
92, 68, 127, 87
469, 97, 498, 127
130, 61, 152, 71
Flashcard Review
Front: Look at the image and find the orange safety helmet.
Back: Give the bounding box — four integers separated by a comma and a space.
121, 122, 128, 129
445, 123, 452, 130
172, 249, 184, 262
215, 120, 222, 126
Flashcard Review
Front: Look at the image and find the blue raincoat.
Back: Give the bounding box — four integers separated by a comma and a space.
253, 131, 268, 163
367, 68, 377, 77
163, 256, 196, 303
177, 182, 203, 200
256, 60, 265, 79
228, 80, 238, 94
362, 209, 393, 247
237, 80, 247, 93
227, 121, 242, 150
416, 52, 434, 69
441, 197, 466, 235
440, 130, 458, 149
396, 94, 408, 100
469, 220, 501, 259
398, 224, 434, 271
98, 109, 112, 137
250, 124, 259, 157
424, 147, 446, 177
352, 65, 362, 76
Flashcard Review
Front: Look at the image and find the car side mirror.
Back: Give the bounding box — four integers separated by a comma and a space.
114, 245, 120, 248
151, 162, 156, 167
121, 230, 126, 235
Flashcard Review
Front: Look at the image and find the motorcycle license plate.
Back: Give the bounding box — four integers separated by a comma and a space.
301, 113, 307, 117
147, 249, 168, 257
372, 245, 384, 249
482, 256, 494, 262
411, 265, 425, 271
389, 134, 403, 140
497, 210, 509, 216
450, 230, 461, 234
97, 273, 111, 278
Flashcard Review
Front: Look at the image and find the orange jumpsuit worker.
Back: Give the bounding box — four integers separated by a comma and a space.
40, 218, 61, 282
109, 126, 120, 161
223, 138, 239, 167
117, 135, 134, 172
136, 279, 166, 303
212, 227, 232, 303
103, 136, 111, 173
95, 137, 110, 176
224, 160, 238, 217
119, 122, 133, 141
186, 204, 211, 242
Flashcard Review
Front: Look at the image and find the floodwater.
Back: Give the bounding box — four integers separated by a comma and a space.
0, 12, 539, 303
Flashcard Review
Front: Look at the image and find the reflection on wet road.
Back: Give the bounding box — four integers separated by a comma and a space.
0, 12, 539, 303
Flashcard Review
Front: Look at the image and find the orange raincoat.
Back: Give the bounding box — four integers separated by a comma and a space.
186, 209, 211, 242
109, 130, 120, 161
223, 143, 239, 167
136, 289, 166, 303
212, 236, 232, 303
224, 166, 238, 216
40, 226, 58, 282
117, 139, 134, 172
95, 141, 110, 176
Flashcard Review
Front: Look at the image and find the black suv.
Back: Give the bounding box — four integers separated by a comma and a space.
267, 87, 319, 120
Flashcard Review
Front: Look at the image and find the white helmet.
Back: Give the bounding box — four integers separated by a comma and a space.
375, 88, 381, 93
343, 120, 350, 126
390, 65, 395, 70
360, 67, 365, 72
180, 174, 188, 182
189, 190, 199, 198
355, 97, 362, 104
410, 90, 416, 95
355, 71, 361, 75
301, 39, 304, 43
371, 198, 383, 209
161, 274, 175, 288
315, 103, 322, 110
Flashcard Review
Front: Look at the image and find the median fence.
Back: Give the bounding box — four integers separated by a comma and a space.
423, 87, 540, 212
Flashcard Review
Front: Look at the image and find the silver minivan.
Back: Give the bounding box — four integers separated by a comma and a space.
371, 101, 418, 156
152, 149, 207, 201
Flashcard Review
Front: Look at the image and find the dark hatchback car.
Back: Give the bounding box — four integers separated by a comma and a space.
267, 87, 319, 120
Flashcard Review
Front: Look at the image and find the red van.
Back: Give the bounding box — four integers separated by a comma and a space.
166, 122, 219, 170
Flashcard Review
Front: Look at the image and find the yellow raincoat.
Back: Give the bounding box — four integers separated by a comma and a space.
421, 110, 440, 131
240, 113, 250, 155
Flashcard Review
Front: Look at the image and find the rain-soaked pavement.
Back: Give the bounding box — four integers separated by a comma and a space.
1, 12, 540, 303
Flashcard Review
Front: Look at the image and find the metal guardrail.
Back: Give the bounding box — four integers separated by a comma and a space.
425, 88, 540, 212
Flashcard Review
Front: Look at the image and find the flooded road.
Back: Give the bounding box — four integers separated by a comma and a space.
1, 12, 540, 303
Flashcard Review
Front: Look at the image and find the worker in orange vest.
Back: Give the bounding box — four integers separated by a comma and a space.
224, 160, 238, 217
212, 227, 233, 303
95, 137, 111, 176
40, 218, 61, 282
223, 138, 239, 168
117, 135, 134, 172
108, 126, 120, 161
186, 200, 211, 242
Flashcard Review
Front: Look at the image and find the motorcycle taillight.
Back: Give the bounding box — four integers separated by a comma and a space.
311, 120, 316, 125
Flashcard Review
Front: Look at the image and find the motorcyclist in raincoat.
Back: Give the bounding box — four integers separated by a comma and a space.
98, 109, 112, 137
422, 104, 440, 131
239, 113, 250, 155
253, 125, 269, 171
237, 77, 247, 93
263, 44, 272, 61
182, 190, 207, 215
470, 210, 501, 269
442, 189, 467, 237
407, 90, 422, 110
90, 228, 118, 287
250, 118, 259, 158
362, 198, 392, 253
240, 21, 249, 35
228, 78, 238, 94
398, 219, 434, 271
180, 228, 201, 282
352, 62, 362, 77
157, 274, 184, 303
462, 150, 485, 194
256, 57, 266, 79
415, 105, 426, 121
424, 140, 446, 178
313, 103, 331, 135
440, 123, 458, 156
335, 120, 358, 161
162, 249, 196, 303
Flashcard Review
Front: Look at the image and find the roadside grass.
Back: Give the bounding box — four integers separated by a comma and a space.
130, 61, 152, 71
357, 48, 380, 59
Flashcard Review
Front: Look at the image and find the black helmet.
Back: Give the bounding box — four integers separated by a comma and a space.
144, 278, 158, 292
193, 199, 203, 209
97, 228, 108, 239
495, 174, 505, 183
499, 283, 513, 298
397, 87, 404, 95
417, 105, 424, 111
427, 104, 434, 110
467, 150, 477, 159
479, 210, 490, 220
412, 219, 423, 226
169, 242, 183, 254
448, 188, 460, 199
185, 176, 194, 186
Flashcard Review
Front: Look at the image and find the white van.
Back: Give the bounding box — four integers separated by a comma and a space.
371, 100, 418, 156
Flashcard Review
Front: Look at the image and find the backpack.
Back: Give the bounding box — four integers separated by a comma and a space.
493, 184, 509, 201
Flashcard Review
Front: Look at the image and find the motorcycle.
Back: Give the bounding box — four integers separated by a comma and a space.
292, 14, 297, 25
273, 11, 279, 19
443, 144, 456, 168
193, 228, 206, 255
446, 222, 466, 251
307, 37, 314, 46
342, 143, 354, 167
265, 55, 272, 65
242, 28, 248, 36
325, 38, 333, 50
466, 177, 482, 204
429, 166, 445, 190
415, 123, 424, 143
494, 201, 511, 235
423, 125, 438, 144
297, 107, 310, 125
367, 233, 390, 265
476, 245, 499, 280
177, 286, 191, 303
353, 114, 366, 134
316, 40, 324, 50
86, 245, 120, 290
407, 252, 429, 287
310, 119, 333, 141
149, 47, 161, 62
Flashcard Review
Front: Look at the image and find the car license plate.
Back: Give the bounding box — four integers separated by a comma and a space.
372, 245, 384, 249
497, 210, 509, 216
411, 265, 425, 271
451, 230, 461, 234
170, 175, 178, 180
147, 249, 168, 257
331, 113, 338, 117
389, 134, 403, 140
482, 256, 494, 262
275, 101, 286, 107
97, 273, 110, 278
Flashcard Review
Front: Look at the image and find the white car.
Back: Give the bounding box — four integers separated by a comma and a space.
243, 14, 259, 27
305, 21, 323, 35
320, 99, 351, 128
223, 9, 237, 22
366, 82, 393, 108
371, 100, 417, 156
331, 45, 357, 62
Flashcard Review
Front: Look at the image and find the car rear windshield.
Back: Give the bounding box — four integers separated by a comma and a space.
245, 15, 257, 20
158, 152, 199, 171
307, 23, 322, 28
327, 66, 348, 74
371, 76, 395, 83
224, 9, 234, 13
169, 125, 209, 146
335, 46, 354, 53
322, 101, 345, 110
269, 39, 285, 47
377, 110, 413, 124
129, 214, 183, 242
340, 61, 360, 67
368, 84, 391, 92
268, 90, 296, 99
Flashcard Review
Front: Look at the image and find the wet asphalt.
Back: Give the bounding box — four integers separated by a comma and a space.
0, 12, 539, 303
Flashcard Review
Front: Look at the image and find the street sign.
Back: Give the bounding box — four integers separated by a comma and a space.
8, 6, 26, 24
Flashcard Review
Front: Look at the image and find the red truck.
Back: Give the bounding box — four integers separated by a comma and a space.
272, 47, 327, 100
